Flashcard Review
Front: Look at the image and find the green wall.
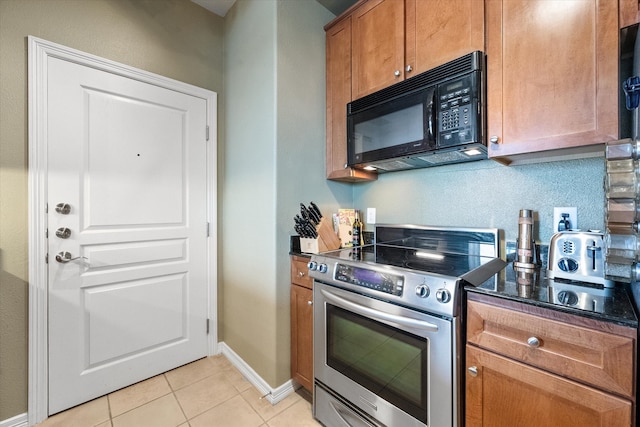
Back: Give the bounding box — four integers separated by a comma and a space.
353, 157, 605, 245
221, 0, 350, 387
0, 0, 223, 420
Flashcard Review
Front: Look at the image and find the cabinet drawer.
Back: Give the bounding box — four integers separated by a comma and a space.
467, 300, 635, 398
291, 256, 312, 289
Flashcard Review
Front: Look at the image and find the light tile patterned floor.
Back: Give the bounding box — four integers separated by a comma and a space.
36, 355, 321, 427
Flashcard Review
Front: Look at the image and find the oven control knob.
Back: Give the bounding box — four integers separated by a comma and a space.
318, 263, 328, 274
307, 261, 318, 271
436, 288, 451, 304
415, 285, 430, 298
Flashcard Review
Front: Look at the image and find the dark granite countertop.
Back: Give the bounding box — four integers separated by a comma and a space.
465, 263, 639, 328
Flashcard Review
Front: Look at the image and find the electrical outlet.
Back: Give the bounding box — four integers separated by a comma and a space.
553, 207, 577, 233
366, 208, 376, 224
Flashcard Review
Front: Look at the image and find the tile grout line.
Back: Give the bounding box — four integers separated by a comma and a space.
168, 372, 191, 427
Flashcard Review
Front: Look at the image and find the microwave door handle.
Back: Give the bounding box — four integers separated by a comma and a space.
427, 90, 436, 145
320, 289, 439, 333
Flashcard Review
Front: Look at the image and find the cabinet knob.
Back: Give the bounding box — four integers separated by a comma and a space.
468, 366, 478, 377
298, 271, 305, 277
307, 300, 313, 305
527, 336, 541, 348
490, 136, 500, 144
406, 65, 413, 73
394, 70, 401, 77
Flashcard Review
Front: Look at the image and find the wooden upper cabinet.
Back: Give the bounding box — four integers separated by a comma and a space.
486, 0, 619, 164
324, 0, 484, 181
407, 0, 485, 75
351, 0, 405, 99
351, 0, 485, 98
620, 0, 640, 28
326, 16, 377, 182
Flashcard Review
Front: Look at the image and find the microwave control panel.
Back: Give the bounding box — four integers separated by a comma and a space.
437, 72, 480, 147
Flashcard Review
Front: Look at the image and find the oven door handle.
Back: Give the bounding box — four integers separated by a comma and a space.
321, 289, 439, 333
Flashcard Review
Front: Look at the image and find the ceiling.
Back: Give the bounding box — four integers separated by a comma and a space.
191, 0, 357, 17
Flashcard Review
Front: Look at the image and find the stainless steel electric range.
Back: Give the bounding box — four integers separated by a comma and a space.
308, 224, 507, 427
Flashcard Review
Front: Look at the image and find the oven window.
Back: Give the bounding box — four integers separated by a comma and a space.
326, 304, 428, 422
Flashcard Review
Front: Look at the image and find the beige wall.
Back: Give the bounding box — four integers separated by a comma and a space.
0, 0, 223, 420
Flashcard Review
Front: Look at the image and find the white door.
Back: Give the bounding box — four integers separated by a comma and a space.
46, 56, 210, 414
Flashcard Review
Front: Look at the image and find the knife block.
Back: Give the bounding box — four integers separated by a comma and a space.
300, 217, 341, 254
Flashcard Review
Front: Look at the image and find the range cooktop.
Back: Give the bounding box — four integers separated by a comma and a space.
308, 224, 507, 317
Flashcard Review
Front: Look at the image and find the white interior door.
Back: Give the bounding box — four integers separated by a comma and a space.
46, 55, 210, 414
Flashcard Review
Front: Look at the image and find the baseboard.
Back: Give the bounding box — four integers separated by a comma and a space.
0, 413, 28, 427
217, 342, 297, 405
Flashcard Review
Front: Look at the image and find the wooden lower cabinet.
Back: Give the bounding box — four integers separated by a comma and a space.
466, 345, 632, 427
290, 255, 313, 392
466, 295, 636, 427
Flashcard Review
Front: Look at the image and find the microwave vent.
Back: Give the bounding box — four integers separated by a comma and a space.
371, 159, 415, 171
418, 150, 471, 164
349, 51, 484, 113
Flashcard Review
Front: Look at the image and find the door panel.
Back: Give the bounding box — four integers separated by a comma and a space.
85, 275, 187, 366
47, 56, 209, 414
85, 88, 185, 226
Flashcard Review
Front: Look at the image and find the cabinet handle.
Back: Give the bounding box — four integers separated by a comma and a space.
468, 366, 478, 377
406, 65, 413, 73
394, 70, 401, 77
307, 300, 313, 305
527, 336, 541, 348
489, 136, 500, 144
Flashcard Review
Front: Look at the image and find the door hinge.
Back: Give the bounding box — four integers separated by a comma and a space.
206, 222, 210, 237
206, 318, 210, 334
45, 203, 48, 213
45, 253, 48, 264
206, 125, 210, 141
45, 228, 48, 239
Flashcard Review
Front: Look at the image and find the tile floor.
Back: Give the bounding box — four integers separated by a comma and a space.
36, 355, 322, 427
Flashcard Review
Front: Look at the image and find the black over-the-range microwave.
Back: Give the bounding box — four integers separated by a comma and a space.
347, 51, 487, 172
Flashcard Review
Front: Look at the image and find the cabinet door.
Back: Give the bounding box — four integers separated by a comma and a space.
352, 0, 405, 99
406, 0, 485, 76
466, 346, 632, 427
486, 0, 618, 162
326, 17, 376, 182
291, 284, 313, 392
620, 0, 640, 28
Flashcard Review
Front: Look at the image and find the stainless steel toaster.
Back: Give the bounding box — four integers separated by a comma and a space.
547, 231, 614, 287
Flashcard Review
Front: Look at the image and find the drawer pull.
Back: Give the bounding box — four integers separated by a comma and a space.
527, 336, 541, 348
468, 366, 478, 377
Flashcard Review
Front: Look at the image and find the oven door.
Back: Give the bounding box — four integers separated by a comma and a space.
313, 282, 457, 427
